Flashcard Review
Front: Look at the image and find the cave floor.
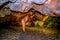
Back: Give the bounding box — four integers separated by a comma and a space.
0, 26, 60, 40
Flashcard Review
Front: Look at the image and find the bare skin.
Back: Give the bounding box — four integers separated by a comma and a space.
21, 15, 29, 32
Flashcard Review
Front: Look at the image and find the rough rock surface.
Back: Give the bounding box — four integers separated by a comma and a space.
0, 28, 60, 40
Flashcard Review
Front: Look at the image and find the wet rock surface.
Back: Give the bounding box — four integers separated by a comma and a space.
0, 28, 60, 40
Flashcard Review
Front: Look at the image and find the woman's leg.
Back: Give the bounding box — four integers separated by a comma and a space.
21, 15, 28, 32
